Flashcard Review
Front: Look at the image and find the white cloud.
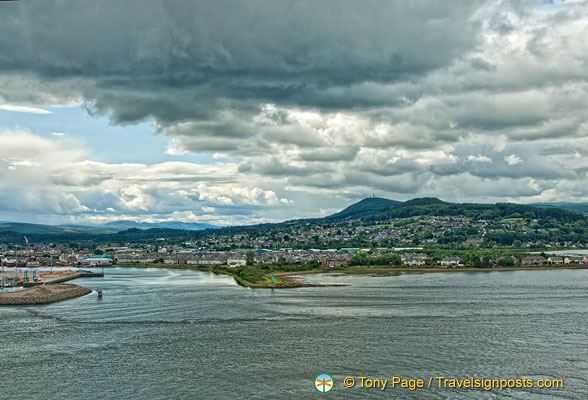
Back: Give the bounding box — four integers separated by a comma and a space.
0, 130, 296, 225
4, 158, 42, 168
467, 155, 493, 163
164, 138, 186, 155
504, 154, 523, 165
0, 104, 51, 114
5, 127, 585, 226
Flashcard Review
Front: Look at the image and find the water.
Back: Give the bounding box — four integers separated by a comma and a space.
540, 249, 588, 256
1, 267, 587, 399
0, 286, 24, 293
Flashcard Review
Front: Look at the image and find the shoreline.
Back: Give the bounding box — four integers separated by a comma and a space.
277, 265, 588, 281
276, 265, 588, 285
115, 263, 588, 288
276, 264, 588, 276
115, 263, 337, 288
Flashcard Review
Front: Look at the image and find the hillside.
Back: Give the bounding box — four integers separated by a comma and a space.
326, 197, 400, 220
2, 197, 588, 246
530, 203, 588, 216
363, 198, 587, 223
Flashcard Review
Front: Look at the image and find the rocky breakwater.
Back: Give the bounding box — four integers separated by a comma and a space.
0, 284, 92, 305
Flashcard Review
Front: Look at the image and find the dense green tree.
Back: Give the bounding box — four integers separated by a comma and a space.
246, 251, 256, 266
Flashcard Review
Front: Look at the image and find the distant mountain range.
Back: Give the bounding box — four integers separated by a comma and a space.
0, 222, 119, 235
0, 220, 217, 235
101, 220, 217, 231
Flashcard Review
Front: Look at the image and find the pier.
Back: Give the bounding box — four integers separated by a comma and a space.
34, 270, 105, 285
1, 269, 105, 288
0, 269, 104, 305
0, 284, 92, 305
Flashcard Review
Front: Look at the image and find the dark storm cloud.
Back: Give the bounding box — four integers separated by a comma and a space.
0, 0, 482, 122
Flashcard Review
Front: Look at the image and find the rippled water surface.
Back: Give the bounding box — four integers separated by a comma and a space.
1, 267, 587, 399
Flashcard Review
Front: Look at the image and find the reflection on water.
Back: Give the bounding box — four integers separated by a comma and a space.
1, 267, 587, 399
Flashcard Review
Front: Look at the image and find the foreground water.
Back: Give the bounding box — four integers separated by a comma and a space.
1, 267, 587, 399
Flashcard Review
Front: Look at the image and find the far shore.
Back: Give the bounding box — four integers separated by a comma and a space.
116, 263, 329, 288
115, 263, 588, 288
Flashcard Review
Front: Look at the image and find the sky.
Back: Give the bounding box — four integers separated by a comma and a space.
1, 0, 588, 226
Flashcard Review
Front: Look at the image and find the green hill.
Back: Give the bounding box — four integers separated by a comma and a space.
530, 203, 588, 216
363, 198, 586, 223
326, 197, 400, 220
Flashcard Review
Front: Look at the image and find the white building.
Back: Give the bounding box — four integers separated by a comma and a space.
440, 257, 461, 266
227, 258, 246, 268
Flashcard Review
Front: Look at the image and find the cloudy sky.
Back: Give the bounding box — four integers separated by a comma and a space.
1, 0, 588, 226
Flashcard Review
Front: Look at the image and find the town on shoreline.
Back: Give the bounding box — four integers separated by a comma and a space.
4, 197, 588, 290
3, 239, 588, 290
3, 246, 588, 304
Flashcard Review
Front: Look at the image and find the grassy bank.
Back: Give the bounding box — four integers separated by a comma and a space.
116, 263, 317, 288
